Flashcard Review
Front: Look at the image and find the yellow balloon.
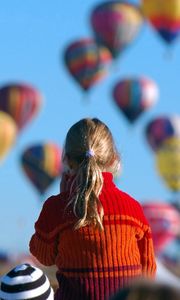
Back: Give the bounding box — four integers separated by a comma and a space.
156, 137, 180, 192
0, 111, 17, 162
141, 0, 180, 44
142, 0, 180, 21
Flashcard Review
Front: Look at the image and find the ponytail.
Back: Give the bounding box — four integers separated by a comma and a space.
68, 154, 104, 230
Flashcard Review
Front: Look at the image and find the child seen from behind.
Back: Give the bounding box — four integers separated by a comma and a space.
29, 118, 156, 300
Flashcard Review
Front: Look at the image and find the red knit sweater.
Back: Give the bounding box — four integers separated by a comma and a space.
29, 172, 156, 300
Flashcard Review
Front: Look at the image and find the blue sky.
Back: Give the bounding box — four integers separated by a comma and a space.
0, 0, 180, 253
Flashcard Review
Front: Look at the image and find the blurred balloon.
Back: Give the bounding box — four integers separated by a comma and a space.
0, 250, 9, 263
142, 201, 180, 253
162, 237, 180, 267
0, 83, 42, 130
145, 115, 180, 152
112, 77, 158, 123
169, 195, 180, 213
90, 0, 144, 59
0, 111, 17, 162
64, 38, 112, 91
141, 0, 180, 44
21, 143, 62, 195
156, 137, 180, 192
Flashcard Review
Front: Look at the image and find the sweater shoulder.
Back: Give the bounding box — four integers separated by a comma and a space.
118, 189, 141, 207
100, 187, 148, 225
35, 192, 69, 233
43, 192, 68, 211
118, 190, 150, 225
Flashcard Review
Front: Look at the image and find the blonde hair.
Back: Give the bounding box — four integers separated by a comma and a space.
64, 118, 120, 230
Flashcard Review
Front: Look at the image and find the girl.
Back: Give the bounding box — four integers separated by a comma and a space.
29, 118, 156, 300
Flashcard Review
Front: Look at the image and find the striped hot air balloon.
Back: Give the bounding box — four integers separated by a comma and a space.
90, 1, 144, 59
0, 83, 42, 130
112, 76, 159, 124
20, 143, 62, 195
141, 0, 180, 44
64, 38, 112, 91
145, 115, 180, 152
142, 201, 180, 253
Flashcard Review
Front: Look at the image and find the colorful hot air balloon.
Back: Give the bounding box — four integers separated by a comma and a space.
112, 77, 159, 123
142, 201, 180, 253
0, 83, 42, 130
141, 0, 180, 44
64, 38, 112, 91
156, 137, 180, 192
90, 1, 144, 59
0, 111, 17, 162
145, 115, 180, 152
21, 143, 62, 195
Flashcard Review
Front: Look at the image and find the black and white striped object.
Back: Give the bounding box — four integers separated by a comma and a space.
0, 263, 53, 299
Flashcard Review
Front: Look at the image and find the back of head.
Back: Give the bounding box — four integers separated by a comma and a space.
0, 263, 53, 299
110, 279, 180, 300
64, 118, 120, 230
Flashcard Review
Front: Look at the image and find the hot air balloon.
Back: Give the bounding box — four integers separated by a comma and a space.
64, 38, 112, 91
90, 1, 144, 59
162, 237, 180, 266
112, 77, 159, 123
0, 111, 17, 162
142, 201, 180, 253
145, 115, 180, 152
21, 143, 62, 195
0, 83, 42, 130
156, 137, 180, 192
141, 0, 180, 44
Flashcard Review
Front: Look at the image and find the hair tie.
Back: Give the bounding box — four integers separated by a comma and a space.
86, 149, 95, 158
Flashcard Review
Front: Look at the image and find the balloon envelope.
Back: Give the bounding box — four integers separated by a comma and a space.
142, 201, 180, 253
0, 83, 42, 130
113, 77, 158, 123
64, 38, 112, 91
156, 137, 180, 192
21, 143, 62, 195
90, 1, 144, 58
162, 237, 180, 265
141, 0, 180, 44
145, 115, 180, 152
0, 111, 17, 162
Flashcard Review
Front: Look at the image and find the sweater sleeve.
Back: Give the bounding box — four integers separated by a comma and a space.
135, 202, 157, 278
29, 196, 60, 266
137, 224, 157, 278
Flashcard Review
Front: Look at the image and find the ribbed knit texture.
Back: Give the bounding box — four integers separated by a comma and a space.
29, 172, 156, 300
